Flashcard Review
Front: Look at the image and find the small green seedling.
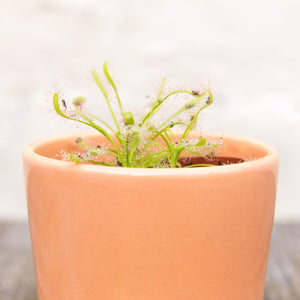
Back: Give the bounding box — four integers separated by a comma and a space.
52, 62, 221, 168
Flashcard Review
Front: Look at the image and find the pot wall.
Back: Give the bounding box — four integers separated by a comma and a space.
23, 133, 279, 300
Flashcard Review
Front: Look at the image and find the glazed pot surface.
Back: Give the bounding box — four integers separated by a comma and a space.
23, 132, 279, 300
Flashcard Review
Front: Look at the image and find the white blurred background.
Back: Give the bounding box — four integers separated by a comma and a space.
1, 0, 299, 220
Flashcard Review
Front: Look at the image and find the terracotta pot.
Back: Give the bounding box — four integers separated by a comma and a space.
23, 132, 279, 300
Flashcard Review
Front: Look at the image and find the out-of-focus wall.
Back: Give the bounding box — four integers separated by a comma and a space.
1, 0, 299, 220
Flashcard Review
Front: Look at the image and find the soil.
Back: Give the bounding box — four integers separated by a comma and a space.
179, 156, 245, 167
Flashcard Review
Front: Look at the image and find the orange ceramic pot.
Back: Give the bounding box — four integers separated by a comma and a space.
23, 132, 279, 300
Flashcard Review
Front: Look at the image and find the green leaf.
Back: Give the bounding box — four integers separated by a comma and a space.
123, 111, 134, 125
196, 138, 206, 146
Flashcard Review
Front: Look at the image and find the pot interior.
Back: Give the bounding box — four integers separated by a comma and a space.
32, 133, 269, 165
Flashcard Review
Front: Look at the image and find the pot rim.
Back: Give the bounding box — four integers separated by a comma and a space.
23, 131, 279, 176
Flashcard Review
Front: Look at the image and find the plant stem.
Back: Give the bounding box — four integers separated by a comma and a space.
180, 90, 213, 142
141, 89, 194, 125
103, 61, 124, 114
159, 92, 206, 129
53, 94, 121, 154
91, 70, 121, 132
183, 163, 215, 168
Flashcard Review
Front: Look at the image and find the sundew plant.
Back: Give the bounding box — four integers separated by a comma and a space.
52, 62, 221, 168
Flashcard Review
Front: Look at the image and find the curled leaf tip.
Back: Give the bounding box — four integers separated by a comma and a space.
123, 112, 134, 126
73, 96, 86, 107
